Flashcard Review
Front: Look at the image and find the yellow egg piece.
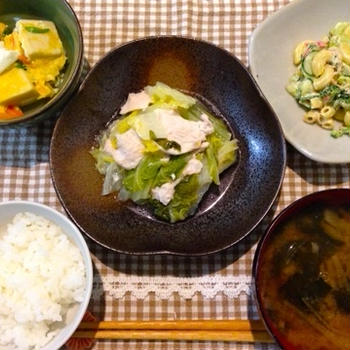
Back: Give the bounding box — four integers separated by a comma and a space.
26, 55, 66, 99
27, 55, 66, 83
3, 32, 23, 53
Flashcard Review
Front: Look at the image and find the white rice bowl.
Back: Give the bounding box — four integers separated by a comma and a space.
0, 205, 91, 350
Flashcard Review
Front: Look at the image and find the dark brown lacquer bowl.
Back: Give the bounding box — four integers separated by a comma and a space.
50, 36, 286, 255
253, 188, 350, 350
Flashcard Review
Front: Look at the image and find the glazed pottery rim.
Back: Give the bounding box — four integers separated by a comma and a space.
79, 34, 282, 107
0, 0, 84, 126
253, 188, 350, 349
50, 35, 286, 256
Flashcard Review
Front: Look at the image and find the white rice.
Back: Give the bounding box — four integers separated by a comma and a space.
0, 212, 86, 350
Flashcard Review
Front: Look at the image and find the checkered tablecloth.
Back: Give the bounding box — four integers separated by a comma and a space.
1, 1, 349, 349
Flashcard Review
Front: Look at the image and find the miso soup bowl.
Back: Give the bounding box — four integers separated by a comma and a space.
253, 188, 350, 349
0, 0, 83, 127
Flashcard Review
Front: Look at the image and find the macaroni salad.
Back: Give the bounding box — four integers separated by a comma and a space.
286, 22, 350, 138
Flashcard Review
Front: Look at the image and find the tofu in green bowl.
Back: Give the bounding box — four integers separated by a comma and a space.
0, 0, 83, 126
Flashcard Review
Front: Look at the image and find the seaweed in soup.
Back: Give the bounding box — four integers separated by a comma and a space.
334, 288, 350, 314
281, 273, 331, 311
273, 240, 322, 277
296, 206, 324, 235
259, 203, 350, 350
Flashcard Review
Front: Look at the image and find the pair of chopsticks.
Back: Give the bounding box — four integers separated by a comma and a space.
74, 320, 273, 343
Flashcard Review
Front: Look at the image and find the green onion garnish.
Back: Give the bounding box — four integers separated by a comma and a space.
24, 26, 50, 34
15, 61, 27, 70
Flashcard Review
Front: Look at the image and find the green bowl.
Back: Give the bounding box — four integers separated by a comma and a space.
0, 0, 83, 127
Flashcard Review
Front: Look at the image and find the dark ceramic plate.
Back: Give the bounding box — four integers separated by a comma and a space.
50, 36, 286, 255
253, 188, 350, 349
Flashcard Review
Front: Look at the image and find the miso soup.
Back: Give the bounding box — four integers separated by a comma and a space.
258, 203, 350, 350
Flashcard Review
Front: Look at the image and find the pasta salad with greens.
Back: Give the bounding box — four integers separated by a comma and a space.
91, 82, 238, 223
286, 22, 350, 138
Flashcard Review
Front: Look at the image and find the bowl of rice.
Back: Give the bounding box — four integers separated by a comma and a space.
0, 201, 93, 350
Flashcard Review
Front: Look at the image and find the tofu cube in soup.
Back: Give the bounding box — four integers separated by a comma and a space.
16, 20, 64, 59
0, 68, 39, 105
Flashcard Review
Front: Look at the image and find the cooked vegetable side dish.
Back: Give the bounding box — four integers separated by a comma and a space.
91, 82, 238, 223
286, 22, 350, 138
259, 204, 350, 350
0, 19, 66, 120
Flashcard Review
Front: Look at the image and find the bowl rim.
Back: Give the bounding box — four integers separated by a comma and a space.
253, 188, 350, 349
0, 200, 93, 350
0, 0, 84, 126
50, 35, 286, 256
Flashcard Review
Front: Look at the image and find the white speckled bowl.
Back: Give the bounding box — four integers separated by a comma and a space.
249, 0, 350, 164
0, 201, 93, 350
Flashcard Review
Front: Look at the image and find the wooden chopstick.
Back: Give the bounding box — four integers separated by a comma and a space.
73, 330, 272, 342
78, 320, 265, 331
74, 320, 273, 343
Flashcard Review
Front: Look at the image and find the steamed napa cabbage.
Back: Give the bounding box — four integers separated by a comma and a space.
91, 82, 238, 223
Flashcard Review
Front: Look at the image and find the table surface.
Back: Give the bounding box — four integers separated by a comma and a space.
1, 1, 349, 350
